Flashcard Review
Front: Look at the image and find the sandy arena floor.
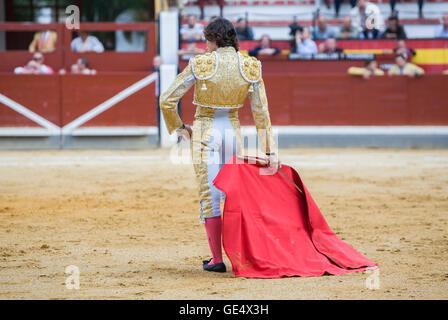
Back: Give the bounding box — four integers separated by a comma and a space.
0, 148, 447, 299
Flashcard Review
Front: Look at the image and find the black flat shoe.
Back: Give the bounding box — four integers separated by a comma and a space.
202, 258, 212, 265
203, 262, 226, 273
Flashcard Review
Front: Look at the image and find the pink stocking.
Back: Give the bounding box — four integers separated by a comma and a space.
204, 216, 223, 264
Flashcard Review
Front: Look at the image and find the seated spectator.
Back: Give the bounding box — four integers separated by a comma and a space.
29, 29, 57, 53
393, 40, 416, 60
351, 0, 385, 39
443, 69, 448, 75
14, 61, 41, 75
434, 13, 448, 39
60, 58, 97, 75
348, 59, 384, 79
180, 15, 204, 42
388, 53, 424, 77
71, 31, 104, 53
178, 42, 206, 56
381, 15, 407, 39
291, 27, 317, 56
318, 37, 344, 56
313, 16, 335, 40
249, 35, 281, 57
339, 16, 358, 39
14, 53, 54, 75
235, 18, 254, 41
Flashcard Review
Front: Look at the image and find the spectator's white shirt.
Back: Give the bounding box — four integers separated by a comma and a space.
71, 36, 105, 53
297, 39, 318, 55
350, 2, 385, 33
14, 67, 25, 74
180, 23, 204, 40
40, 64, 54, 74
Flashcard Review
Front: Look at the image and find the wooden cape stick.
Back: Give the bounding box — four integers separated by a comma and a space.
236, 155, 304, 195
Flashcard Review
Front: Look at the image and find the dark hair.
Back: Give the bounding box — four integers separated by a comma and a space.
204, 17, 239, 51
79, 57, 89, 67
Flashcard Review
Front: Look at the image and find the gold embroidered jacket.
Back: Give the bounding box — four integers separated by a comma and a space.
159, 46, 275, 154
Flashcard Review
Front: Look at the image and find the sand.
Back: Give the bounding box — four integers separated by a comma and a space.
0, 148, 447, 299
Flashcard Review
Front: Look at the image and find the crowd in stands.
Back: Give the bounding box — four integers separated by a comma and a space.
348, 53, 424, 79
176, 1, 448, 76
14, 30, 106, 75
179, 1, 448, 42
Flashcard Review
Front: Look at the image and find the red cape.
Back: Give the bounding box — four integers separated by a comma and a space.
213, 156, 378, 278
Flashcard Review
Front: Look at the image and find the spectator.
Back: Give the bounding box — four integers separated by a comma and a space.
14, 53, 54, 75
393, 40, 416, 60
381, 15, 407, 39
235, 18, 254, 41
180, 15, 204, 42
318, 37, 344, 56
249, 35, 281, 57
435, 13, 448, 39
335, 0, 357, 19
75, 58, 96, 75
348, 59, 384, 79
292, 27, 317, 55
338, 16, 358, 39
71, 31, 105, 53
388, 53, 424, 77
59, 58, 97, 75
151, 55, 163, 72
390, 0, 424, 19
350, 0, 385, 39
29, 29, 57, 53
14, 61, 41, 75
313, 16, 336, 40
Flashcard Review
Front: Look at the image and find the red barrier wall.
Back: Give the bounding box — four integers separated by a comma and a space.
0, 73, 157, 127
61, 74, 157, 126
0, 75, 61, 127
1, 73, 447, 129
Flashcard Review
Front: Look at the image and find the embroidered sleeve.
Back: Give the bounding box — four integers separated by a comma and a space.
248, 76, 276, 155
159, 63, 196, 134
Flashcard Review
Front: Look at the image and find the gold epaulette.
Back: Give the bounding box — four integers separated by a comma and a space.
238, 52, 262, 83
191, 52, 218, 80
